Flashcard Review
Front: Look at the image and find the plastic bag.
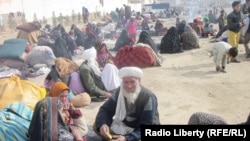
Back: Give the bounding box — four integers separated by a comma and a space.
0, 75, 46, 110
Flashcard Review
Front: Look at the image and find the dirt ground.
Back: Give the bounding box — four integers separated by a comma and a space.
1, 18, 249, 126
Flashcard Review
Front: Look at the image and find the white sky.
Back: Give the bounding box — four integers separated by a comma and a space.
0, 0, 137, 21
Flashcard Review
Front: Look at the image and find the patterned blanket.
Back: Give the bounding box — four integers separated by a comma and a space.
114, 45, 155, 69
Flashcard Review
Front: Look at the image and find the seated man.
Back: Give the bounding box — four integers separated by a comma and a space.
79, 47, 120, 101
94, 67, 160, 141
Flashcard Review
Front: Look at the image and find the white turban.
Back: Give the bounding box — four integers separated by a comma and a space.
118, 67, 143, 79
82, 47, 101, 76
82, 47, 97, 61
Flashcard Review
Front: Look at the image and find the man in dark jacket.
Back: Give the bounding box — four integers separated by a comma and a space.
227, 1, 244, 62
94, 67, 160, 141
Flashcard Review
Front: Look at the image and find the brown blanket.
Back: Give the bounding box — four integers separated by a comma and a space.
17, 30, 41, 45
55, 57, 79, 77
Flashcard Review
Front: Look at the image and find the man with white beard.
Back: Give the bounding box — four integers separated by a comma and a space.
94, 67, 160, 141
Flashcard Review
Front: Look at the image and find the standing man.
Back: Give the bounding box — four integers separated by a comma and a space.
82, 6, 89, 24
217, 9, 226, 30
227, 1, 244, 62
94, 67, 160, 141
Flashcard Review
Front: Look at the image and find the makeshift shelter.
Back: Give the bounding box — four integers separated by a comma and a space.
16, 21, 41, 45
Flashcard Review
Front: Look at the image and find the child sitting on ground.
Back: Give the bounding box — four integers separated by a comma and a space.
49, 82, 88, 141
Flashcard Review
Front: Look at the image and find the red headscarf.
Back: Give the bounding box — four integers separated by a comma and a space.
193, 18, 200, 25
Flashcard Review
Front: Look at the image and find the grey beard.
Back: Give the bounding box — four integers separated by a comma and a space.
123, 85, 141, 105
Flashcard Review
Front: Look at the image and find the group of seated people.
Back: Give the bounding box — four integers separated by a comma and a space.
159, 19, 200, 54
189, 16, 216, 38
28, 65, 250, 141
29, 66, 161, 141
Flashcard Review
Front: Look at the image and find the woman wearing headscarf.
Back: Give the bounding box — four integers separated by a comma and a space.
83, 32, 97, 50
126, 16, 138, 41
28, 97, 75, 141
113, 29, 133, 51
159, 26, 183, 54
48, 82, 88, 141
189, 18, 202, 36
154, 20, 164, 36
202, 16, 212, 37
71, 24, 85, 47
137, 31, 158, 53
95, 42, 114, 69
178, 21, 200, 50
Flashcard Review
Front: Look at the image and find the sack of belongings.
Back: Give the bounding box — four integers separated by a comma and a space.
0, 102, 33, 141
114, 45, 155, 69
0, 75, 46, 110
16, 21, 42, 45
26, 46, 56, 68
70, 92, 91, 108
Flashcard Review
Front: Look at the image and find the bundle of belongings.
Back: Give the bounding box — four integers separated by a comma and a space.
0, 38, 28, 78
0, 38, 53, 79
25, 46, 56, 68
0, 102, 33, 141
44, 57, 90, 107
16, 21, 42, 46
114, 43, 161, 69
0, 75, 46, 110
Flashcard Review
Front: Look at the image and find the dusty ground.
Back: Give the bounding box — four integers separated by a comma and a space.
1, 17, 249, 126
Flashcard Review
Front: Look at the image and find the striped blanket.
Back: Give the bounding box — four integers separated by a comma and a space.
0, 102, 33, 141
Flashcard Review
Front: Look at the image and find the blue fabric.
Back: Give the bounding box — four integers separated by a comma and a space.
222, 38, 228, 42
0, 38, 27, 60
204, 26, 211, 31
67, 90, 75, 101
0, 102, 33, 141
178, 22, 186, 34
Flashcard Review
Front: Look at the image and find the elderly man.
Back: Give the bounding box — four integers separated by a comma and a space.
79, 47, 120, 101
94, 67, 160, 141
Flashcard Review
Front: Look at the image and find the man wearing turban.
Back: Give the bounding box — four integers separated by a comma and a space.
79, 47, 120, 101
94, 67, 160, 141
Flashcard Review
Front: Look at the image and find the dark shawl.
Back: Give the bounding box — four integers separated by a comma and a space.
28, 97, 70, 141
74, 27, 85, 47
159, 26, 183, 54
154, 21, 163, 34
113, 29, 131, 51
137, 31, 158, 53
83, 32, 96, 50
53, 37, 72, 60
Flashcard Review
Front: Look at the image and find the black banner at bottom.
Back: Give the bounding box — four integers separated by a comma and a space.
141, 125, 250, 140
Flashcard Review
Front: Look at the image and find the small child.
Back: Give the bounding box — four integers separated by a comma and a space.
50, 82, 88, 141
211, 41, 238, 73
